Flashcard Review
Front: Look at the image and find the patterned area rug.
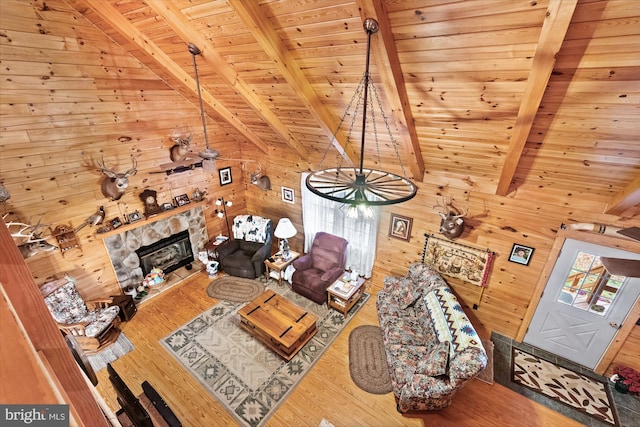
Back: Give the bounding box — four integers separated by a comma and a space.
206, 276, 265, 302
86, 333, 134, 372
512, 347, 618, 426
162, 283, 369, 427
348, 325, 392, 394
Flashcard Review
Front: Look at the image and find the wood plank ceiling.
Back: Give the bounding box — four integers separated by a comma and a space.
67, 0, 639, 217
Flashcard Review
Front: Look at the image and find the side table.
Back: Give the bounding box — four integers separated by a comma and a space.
264, 251, 299, 286
327, 276, 366, 318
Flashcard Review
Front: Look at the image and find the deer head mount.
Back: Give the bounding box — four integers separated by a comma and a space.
433, 197, 468, 240
169, 129, 193, 162
4, 217, 58, 259
97, 155, 137, 201
250, 164, 271, 191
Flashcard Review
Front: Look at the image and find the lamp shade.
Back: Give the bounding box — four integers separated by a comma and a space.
274, 218, 297, 239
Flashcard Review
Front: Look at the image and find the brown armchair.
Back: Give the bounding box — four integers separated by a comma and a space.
40, 276, 121, 354
216, 215, 273, 279
291, 232, 348, 304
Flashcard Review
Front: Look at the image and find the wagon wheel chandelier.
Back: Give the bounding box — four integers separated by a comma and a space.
305, 18, 417, 211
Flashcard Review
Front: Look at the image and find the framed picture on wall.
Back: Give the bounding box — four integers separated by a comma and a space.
282, 186, 295, 204
219, 167, 232, 186
509, 243, 534, 266
389, 213, 412, 241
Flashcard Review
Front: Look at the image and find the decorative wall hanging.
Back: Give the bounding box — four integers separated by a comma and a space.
422, 233, 493, 287
389, 213, 412, 242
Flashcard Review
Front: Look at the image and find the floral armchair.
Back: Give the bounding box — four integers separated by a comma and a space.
40, 276, 121, 354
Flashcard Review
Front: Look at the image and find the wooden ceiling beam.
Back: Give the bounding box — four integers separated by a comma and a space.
78, 0, 271, 155
227, 0, 359, 167
605, 174, 640, 216
146, 0, 309, 160
495, 0, 578, 196
357, 0, 425, 182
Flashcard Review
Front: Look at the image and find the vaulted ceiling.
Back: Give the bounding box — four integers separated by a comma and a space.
67, 0, 639, 217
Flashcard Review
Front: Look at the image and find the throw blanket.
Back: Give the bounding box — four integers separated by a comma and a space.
233, 215, 270, 243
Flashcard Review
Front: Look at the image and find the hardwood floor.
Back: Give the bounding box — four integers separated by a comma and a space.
95, 272, 581, 427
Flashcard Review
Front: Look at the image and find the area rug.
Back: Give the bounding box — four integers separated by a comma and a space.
475, 338, 494, 385
86, 333, 134, 372
206, 276, 265, 302
162, 283, 369, 427
348, 325, 392, 394
512, 347, 618, 426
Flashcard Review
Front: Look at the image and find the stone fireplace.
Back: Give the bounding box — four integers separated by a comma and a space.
136, 229, 194, 277
103, 206, 208, 289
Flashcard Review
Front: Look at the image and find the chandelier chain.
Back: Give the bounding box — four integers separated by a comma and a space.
318, 77, 366, 169
370, 77, 409, 179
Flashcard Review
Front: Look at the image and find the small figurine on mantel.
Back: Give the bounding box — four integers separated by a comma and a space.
192, 188, 207, 202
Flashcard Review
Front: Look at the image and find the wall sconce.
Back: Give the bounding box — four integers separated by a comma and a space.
215, 198, 233, 238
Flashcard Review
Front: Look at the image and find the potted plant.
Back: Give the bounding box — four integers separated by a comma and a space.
611, 365, 640, 395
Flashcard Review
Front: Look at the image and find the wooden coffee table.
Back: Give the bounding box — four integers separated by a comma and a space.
238, 290, 318, 361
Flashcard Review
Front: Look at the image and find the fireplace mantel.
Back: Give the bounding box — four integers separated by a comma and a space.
101, 203, 208, 290
97, 200, 206, 239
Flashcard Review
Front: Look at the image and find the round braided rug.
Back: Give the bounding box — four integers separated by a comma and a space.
349, 325, 393, 394
206, 276, 265, 302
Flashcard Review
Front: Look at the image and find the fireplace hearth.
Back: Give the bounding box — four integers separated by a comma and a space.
136, 229, 194, 277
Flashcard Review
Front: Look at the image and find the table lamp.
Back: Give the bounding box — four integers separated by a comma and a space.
274, 218, 297, 260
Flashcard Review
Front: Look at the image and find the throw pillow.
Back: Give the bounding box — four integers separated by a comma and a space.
416, 340, 450, 376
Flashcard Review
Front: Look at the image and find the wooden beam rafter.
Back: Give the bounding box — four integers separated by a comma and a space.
79, 0, 271, 155
228, 0, 359, 167
357, 0, 424, 182
605, 174, 640, 216
146, 0, 309, 160
495, 0, 578, 196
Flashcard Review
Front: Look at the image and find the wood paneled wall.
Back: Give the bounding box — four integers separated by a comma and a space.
1, 0, 638, 378
1, 0, 252, 298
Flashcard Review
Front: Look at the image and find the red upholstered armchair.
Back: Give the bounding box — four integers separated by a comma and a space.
291, 232, 348, 304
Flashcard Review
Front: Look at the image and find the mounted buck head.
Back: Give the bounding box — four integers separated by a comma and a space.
97, 156, 137, 201
433, 197, 468, 240
169, 129, 192, 162
250, 164, 271, 191
5, 218, 58, 259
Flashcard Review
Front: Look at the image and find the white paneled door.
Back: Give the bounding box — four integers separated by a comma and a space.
525, 238, 640, 369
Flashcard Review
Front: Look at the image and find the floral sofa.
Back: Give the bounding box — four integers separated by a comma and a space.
377, 263, 487, 412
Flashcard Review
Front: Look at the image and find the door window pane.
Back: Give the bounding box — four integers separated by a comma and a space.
556, 251, 626, 316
